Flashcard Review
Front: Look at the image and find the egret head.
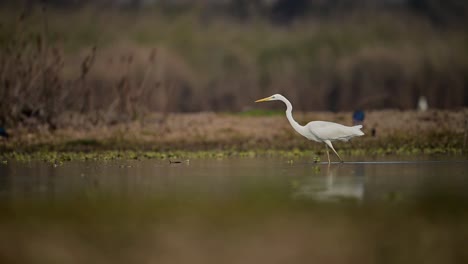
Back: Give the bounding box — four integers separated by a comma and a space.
255, 94, 283, 103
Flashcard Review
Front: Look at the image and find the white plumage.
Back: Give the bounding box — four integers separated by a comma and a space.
306, 121, 364, 142
255, 94, 364, 163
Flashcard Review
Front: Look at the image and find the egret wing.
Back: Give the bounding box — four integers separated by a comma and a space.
307, 121, 360, 142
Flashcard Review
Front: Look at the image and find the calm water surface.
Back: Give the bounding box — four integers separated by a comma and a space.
1, 156, 468, 264
1, 156, 467, 202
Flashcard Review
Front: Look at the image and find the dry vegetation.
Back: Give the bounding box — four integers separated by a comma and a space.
1, 109, 466, 153
0, 5, 467, 131
0, 5, 467, 154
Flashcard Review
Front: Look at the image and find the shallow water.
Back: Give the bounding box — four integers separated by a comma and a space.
1, 156, 468, 264
1, 156, 467, 202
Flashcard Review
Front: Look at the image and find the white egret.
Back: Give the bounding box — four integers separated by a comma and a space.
255, 94, 364, 164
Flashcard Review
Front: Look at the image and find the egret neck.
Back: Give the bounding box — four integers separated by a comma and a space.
279, 96, 307, 137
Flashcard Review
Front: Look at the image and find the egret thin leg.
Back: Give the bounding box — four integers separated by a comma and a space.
325, 144, 331, 164
324, 140, 343, 163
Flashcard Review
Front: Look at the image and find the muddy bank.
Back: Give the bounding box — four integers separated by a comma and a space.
1, 110, 467, 155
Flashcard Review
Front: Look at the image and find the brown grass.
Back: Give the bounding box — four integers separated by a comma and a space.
1, 109, 466, 152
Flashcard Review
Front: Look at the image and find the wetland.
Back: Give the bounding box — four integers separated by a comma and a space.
0, 155, 467, 264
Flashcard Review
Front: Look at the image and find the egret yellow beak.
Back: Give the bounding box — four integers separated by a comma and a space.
255, 97, 271, 103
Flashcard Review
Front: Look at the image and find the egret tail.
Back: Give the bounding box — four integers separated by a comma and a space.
352, 125, 365, 136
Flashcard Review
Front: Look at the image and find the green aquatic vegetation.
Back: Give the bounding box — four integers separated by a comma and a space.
312, 165, 321, 174
0, 150, 303, 163
0, 142, 465, 164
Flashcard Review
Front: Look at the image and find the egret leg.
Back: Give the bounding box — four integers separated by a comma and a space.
324, 140, 343, 163
325, 144, 331, 164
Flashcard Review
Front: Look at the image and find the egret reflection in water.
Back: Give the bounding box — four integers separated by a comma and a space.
292, 159, 468, 203
293, 163, 366, 201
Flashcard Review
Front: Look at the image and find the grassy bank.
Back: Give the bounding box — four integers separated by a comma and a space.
1, 110, 467, 162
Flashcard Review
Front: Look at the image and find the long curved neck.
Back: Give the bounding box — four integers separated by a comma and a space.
280, 97, 305, 135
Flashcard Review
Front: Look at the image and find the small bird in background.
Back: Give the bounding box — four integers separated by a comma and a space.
418, 96, 428, 112
255, 94, 364, 164
0, 127, 9, 139
352, 110, 365, 126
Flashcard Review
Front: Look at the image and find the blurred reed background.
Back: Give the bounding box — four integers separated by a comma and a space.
0, 0, 467, 129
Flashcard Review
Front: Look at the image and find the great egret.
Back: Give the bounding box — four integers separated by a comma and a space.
255, 94, 364, 164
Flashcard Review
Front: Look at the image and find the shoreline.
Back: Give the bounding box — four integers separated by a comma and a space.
1, 110, 467, 161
